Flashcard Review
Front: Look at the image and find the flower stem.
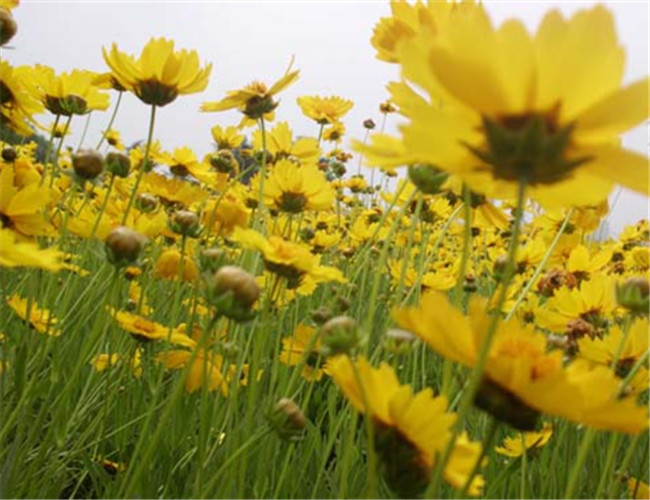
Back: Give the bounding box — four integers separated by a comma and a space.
96, 90, 123, 149
121, 104, 156, 225
90, 173, 115, 240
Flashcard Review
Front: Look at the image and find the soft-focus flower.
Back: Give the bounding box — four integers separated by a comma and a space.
495, 422, 553, 457
263, 160, 334, 213
6, 294, 60, 336
0, 228, 63, 270
297, 95, 354, 124
34, 66, 109, 115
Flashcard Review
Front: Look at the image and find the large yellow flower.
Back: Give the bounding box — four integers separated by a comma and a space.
263, 159, 334, 213
373, 5, 649, 207
6, 294, 60, 336
34, 66, 109, 115
102, 37, 212, 107
296, 95, 354, 124
201, 59, 299, 119
393, 293, 648, 433
0, 228, 63, 271
211, 124, 244, 150
329, 356, 484, 497
252, 121, 320, 165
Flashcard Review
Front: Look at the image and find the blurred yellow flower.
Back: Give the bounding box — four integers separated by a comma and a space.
297, 95, 354, 124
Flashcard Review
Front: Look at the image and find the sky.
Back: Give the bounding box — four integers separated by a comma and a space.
4, 0, 650, 233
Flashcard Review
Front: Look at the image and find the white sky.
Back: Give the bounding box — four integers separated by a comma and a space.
5, 0, 650, 232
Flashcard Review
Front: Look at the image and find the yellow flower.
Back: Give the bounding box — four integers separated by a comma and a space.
156, 349, 227, 395
104, 129, 125, 150
6, 294, 60, 336
102, 37, 212, 107
202, 187, 250, 236
322, 122, 345, 142
231, 228, 345, 292
0, 228, 63, 271
0, 61, 43, 134
329, 356, 485, 496
627, 478, 650, 500
211, 125, 244, 150
163, 146, 214, 184
110, 309, 195, 347
394, 293, 648, 433
495, 422, 553, 458
141, 171, 210, 207
388, 5, 649, 207
91, 350, 142, 378
153, 249, 199, 282
536, 274, 618, 335
263, 160, 334, 213
252, 121, 320, 166
34, 66, 109, 115
0, 165, 55, 237
279, 324, 325, 381
296, 95, 354, 124
201, 58, 299, 119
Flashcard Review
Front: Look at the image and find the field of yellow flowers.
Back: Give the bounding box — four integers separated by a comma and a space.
1, 0, 649, 498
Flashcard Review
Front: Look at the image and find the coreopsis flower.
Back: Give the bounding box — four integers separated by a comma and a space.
156, 348, 228, 395
163, 146, 214, 184
141, 172, 210, 207
0, 228, 63, 271
201, 187, 250, 237
201, 58, 299, 119
102, 37, 212, 107
0, 61, 43, 134
495, 422, 553, 458
393, 293, 649, 433
0, 165, 55, 237
34, 66, 109, 115
6, 294, 60, 336
329, 356, 485, 497
322, 122, 345, 142
536, 274, 618, 338
211, 124, 244, 150
91, 350, 143, 378
380, 5, 649, 206
252, 121, 320, 165
231, 228, 345, 291
279, 324, 326, 381
104, 129, 125, 150
578, 317, 649, 392
296, 95, 354, 124
153, 249, 200, 282
109, 309, 195, 347
627, 479, 650, 500
263, 160, 334, 214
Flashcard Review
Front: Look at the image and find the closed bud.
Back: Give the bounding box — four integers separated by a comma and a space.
0, 9, 17, 46
170, 210, 200, 238
199, 247, 228, 273
207, 265, 260, 321
363, 118, 376, 130
105, 226, 147, 267
73, 149, 104, 180
311, 306, 333, 325
135, 193, 158, 213
271, 398, 307, 441
1, 147, 16, 162
616, 277, 649, 315
320, 316, 359, 357
105, 151, 130, 178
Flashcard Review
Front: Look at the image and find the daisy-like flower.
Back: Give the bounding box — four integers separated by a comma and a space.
6, 294, 60, 336
329, 356, 485, 497
296, 95, 354, 125
322, 121, 345, 142
102, 37, 212, 107
34, 66, 109, 116
495, 422, 553, 458
110, 309, 195, 347
0, 228, 63, 271
104, 129, 125, 150
377, 4, 649, 207
0, 165, 55, 237
393, 293, 649, 433
279, 324, 326, 381
162, 146, 214, 184
0, 61, 43, 135
211, 124, 244, 150
153, 249, 199, 283
157, 348, 228, 395
231, 228, 345, 291
201, 58, 299, 119
263, 159, 334, 214
252, 121, 320, 165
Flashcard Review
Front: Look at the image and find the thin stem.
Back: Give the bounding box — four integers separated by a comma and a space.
122, 104, 156, 224
96, 90, 123, 149
564, 429, 597, 498
76, 112, 92, 152
90, 173, 115, 240
459, 418, 498, 497
49, 114, 73, 188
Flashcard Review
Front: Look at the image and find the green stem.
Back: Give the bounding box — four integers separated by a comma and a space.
520, 432, 528, 499
564, 429, 597, 498
122, 104, 156, 224
39, 114, 60, 187
90, 173, 115, 240
76, 112, 92, 152
49, 114, 73, 188
96, 90, 123, 149
459, 417, 498, 497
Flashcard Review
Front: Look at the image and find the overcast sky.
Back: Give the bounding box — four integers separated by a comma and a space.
5, 0, 649, 232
